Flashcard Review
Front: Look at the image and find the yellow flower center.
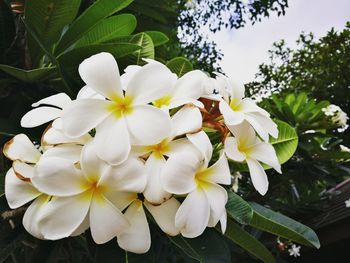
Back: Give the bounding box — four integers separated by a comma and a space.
194, 168, 212, 190
153, 95, 172, 108
145, 139, 170, 159
108, 96, 133, 118
229, 98, 241, 111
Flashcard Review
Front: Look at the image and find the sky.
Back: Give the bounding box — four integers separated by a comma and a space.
208, 0, 350, 84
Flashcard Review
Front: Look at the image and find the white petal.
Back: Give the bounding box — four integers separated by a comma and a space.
245, 112, 278, 141
80, 141, 109, 182
203, 183, 228, 227
90, 192, 129, 244
3, 134, 41, 163
175, 189, 210, 238
226, 77, 245, 102
39, 192, 92, 240
219, 210, 227, 234
77, 85, 105, 100
103, 191, 137, 211
21, 107, 62, 128
224, 137, 246, 162
248, 142, 281, 173
203, 154, 231, 185
125, 62, 173, 105
172, 70, 208, 101
246, 158, 269, 195
5, 168, 41, 209
187, 131, 212, 165
42, 126, 91, 146
94, 115, 130, 165
120, 65, 141, 89
71, 214, 90, 236
23, 195, 50, 239
171, 105, 202, 137
61, 99, 112, 138
12, 160, 35, 179
227, 120, 257, 146
33, 157, 89, 196
161, 152, 199, 195
32, 93, 71, 108
143, 153, 171, 205
117, 200, 151, 254
167, 138, 198, 157
78, 52, 122, 99
100, 157, 147, 193
42, 144, 83, 163
219, 100, 244, 126
126, 105, 171, 145
239, 98, 269, 117
168, 97, 204, 109
144, 197, 180, 236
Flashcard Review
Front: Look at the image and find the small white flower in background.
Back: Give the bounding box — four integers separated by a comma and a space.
184, 0, 198, 10
322, 104, 349, 128
345, 198, 350, 208
214, 75, 278, 141
288, 244, 301, 257
224, 121, 281, 195
340, 145, 350, 153
231, 172, 242, 192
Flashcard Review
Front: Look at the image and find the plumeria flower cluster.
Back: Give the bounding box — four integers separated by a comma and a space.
3, 52, 281, 253
322, 104, 348, 129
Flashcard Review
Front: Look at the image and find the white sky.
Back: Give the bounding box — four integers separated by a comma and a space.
208, 0, 350, 84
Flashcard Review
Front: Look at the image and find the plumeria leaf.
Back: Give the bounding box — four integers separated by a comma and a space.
0, 64, 56, 83
55, 0, 134, 54
166, 57, 193, 77
128, 32, 155, 64
0, 0, 15, 62
169, 229, 231, 262
144, 31, 169, 47
75, 14, 137, 47
224, 219, 275, 263
226, 190, 253, 225
269, 120, 298, 165
249, 202, 320, 248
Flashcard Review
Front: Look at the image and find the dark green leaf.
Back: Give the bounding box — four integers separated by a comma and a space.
224, 219, 275, 263
128, 32, 154, 64
0, 0, 15, 62
56, 0, 133, 54
249, 202, 320, 248
0, 64, 56, 83
166, 57, 193, 77
75, 14, 137, 47
169, 229, 231, 262
226, 190, 253, 225
145, 31, 169, 47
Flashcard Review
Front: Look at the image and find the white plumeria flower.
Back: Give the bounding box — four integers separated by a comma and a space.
224, 121, 281, 195
3, 134, 84, 239
122, 59, 208, 110
31, 141, 146, 244
161, 131, 231, 238
288, 244, 301, 257
111, 193, 180, 254
133, 105, 203, 205
61, 52, 173, 165
216, 75, 278, 141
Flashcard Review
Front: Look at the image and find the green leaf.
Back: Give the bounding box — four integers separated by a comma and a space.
249, 202, 320, 248
25, 0, 81, 46
56, 0, 133, 54
0, 64, 56, 82
166, 57, 193, 77
127, 32, 154, 64
169, 229, 231, 262
145, 31, 169, 47
226, 190, 253, 225
269, 120, 298, 165
0, 0, 15, 61
75, 14, 137, 47
224, 219, 275, 263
